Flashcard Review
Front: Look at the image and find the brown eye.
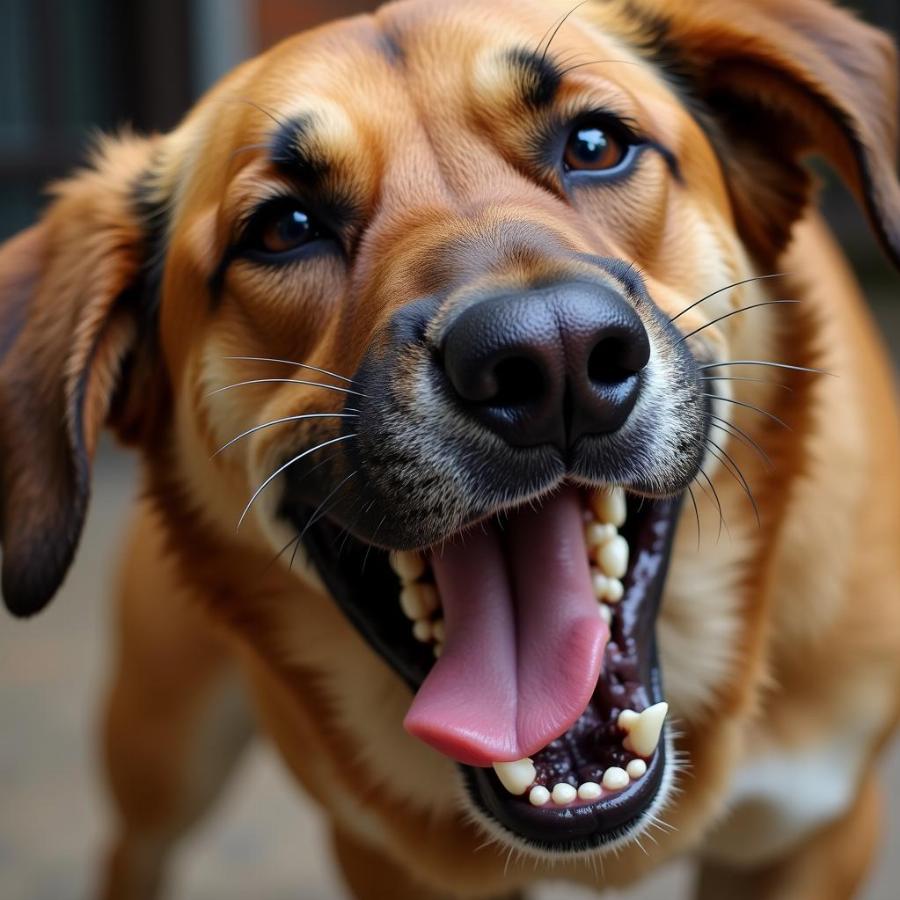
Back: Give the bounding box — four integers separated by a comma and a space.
258, 206, 316, 254
242, 199, 334, 263
564, 125, 628, 172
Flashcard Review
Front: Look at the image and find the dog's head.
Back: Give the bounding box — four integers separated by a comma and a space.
1, 0, 897, 857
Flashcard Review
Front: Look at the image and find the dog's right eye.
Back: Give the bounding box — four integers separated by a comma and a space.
241, 199, 332, 262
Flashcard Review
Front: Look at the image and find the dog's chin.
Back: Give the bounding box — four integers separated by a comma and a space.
287, 484, 683, 854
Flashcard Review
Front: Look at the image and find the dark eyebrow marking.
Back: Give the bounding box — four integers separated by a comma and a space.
268, 114, 330, 181
506, 47, 563, 108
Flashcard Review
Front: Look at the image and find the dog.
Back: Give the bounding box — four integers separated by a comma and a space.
1, 0, 898, 897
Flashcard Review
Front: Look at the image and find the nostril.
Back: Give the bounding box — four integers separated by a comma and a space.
490, 356, 545, 407
588, 337, 640, 385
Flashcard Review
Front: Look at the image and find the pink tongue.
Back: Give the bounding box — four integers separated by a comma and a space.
403, 488, 608, 766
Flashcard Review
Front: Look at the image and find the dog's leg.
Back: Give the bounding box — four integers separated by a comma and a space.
331, 825, 524, 900
695, 772, 882, 900
100, 508, 255, 900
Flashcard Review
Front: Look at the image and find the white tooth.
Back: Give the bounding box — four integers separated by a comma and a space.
597, 535, 629, 579
592, 487, 627, 527
626, 759, 647, 779
577, 782, 602, 801
551, 783, 577, 805
591, 570, 611, 599
431, 618, 445, 642
529, 785, 551, 807
492, 759, 537, 796
412, 619, 433, 642
433, 642, 444, 658
618, 709, 639, 731
623, 702, 668, 757
602, 767, 630, 791
605, 578, 624, 603
389, 550, 426, 582
586, 522, 616, 547
598, 604, 612, 625
400, 584, 439, 620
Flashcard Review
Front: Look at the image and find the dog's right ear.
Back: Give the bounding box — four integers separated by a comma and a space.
0, 133, 166, 617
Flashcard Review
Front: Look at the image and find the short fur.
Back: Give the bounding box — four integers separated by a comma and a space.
1, 1, 898, 898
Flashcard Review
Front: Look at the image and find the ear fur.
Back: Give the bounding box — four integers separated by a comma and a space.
0, 133, 164, 617
605, 0, 900, 266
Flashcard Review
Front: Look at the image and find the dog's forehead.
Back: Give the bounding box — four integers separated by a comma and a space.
239, 0, 648, 138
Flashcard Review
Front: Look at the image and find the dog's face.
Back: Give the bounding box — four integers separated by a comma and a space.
1, 0, 897, 861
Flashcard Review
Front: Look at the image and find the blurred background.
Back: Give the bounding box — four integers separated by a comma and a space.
0, 1, 897, 898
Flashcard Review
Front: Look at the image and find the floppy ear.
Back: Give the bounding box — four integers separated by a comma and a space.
615, 0, 900, 266
0, 134, 165, 617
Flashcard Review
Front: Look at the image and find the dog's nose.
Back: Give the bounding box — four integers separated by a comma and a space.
441, 283, 650, 449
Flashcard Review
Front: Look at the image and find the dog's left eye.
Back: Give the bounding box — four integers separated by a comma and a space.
242, 200, 331, 261
563, 117, 638, 176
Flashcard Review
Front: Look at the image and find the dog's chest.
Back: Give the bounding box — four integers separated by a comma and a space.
701, 726, 873, 867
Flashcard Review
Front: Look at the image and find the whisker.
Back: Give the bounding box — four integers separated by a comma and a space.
223, 355, 353, 383
213, 412, 358, 456
209, 378, 367, 399
676, 300, 799, 345
290, 472, 358, 570
558, 58, 642, 77
228, 142, 269, 162
362, 515, 387, 574
705, 438, 760, 525
695, 467, 728, 541
700, 375, 792, 392
700, 360, 831, 376
669, 272, 790, 323
704, 393, 789, 430
686, 483, 701, 550
540, 0, 589, 63
709, 416, 773, 469
237, 433, 356, 531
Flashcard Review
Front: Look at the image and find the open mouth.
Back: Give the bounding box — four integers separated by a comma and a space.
299, 484, 681, 852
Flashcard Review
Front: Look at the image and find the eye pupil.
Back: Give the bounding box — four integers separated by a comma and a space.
279, 210, 311, 243
576, 127, 607, 160
256, 204, 321, 255
564, 122, 628, 173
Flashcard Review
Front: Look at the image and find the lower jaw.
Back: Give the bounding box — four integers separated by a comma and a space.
296, 489, 682, 852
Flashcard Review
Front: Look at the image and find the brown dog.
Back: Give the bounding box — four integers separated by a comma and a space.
1, 0, 899, 897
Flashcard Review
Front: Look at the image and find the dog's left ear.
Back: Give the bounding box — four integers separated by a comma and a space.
0, 133, 165, 617
618, 0, 900, 266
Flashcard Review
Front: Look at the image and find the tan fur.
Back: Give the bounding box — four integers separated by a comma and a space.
1, 1, 898, 898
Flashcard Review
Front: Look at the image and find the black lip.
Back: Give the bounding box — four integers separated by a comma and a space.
297, 492, 681, 850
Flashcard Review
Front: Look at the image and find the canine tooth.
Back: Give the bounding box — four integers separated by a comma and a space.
577, 782, 602, 801
592, 487, 627, 527
605, 578, 624, 603
618, 709, 639, 731
431, 618, 445, 642
626, 759, 647, 779
400, 584, 438, 621
389, 550, 426, 582
597, 535, 629, 579
623, 702, 668, 757
586, 522, 616, 546
433, 642, 444, 658
602, 767, 630, 791
551, 783, 577, 805
598, 604, 612, 625
412, 620, 433, 642
529, 785, 551, 807
493, 759, 537, 796
591, 570, 611, 599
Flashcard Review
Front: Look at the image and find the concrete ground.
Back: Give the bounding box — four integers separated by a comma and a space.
1, 296, 898, 899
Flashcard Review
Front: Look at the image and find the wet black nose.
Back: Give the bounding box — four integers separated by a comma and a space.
441, 282, 650, 449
